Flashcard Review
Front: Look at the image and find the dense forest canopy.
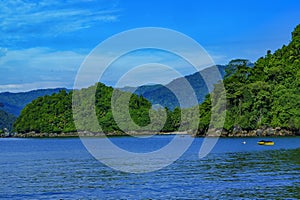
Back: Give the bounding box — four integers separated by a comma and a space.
13, 84, 156, 134
13, 90, 75, 133
198, 24, 300, 134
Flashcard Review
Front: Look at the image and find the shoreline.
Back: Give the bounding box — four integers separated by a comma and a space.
1, 128, 299, 138
1, 131, 190, 138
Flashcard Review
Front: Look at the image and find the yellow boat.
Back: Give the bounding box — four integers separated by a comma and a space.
257, 140, 274, 145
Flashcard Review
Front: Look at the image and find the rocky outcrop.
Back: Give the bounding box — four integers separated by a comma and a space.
204, 127, 297, 137
1, 127, 298, 138
13, 132, 79, 138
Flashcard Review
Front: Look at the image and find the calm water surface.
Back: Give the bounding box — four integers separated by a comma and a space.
1, 136, 300, 199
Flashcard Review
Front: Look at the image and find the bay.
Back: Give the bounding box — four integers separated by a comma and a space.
0, 136, 300, 199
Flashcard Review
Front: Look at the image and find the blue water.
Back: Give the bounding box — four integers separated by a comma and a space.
1, 136, 300, 199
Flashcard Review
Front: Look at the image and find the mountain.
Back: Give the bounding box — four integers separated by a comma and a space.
0, 88, 69, 116
0, 110, 17, 131
120, 65, 227, 110
120, 84, 163, 95
198, 24, 300, 135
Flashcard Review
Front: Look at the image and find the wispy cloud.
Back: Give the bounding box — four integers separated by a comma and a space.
0, 0, 120, 46
0, 47, 86, 91
0, 47, 85, 71
0, 82, 68, 93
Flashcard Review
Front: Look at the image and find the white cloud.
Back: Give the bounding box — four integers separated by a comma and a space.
0, 47, 85, 71
0, 82, 69, 93
0, 0, 120, 45
0, 47, 86, 91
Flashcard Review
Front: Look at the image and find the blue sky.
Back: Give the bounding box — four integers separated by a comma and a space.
0, 0, 300, 92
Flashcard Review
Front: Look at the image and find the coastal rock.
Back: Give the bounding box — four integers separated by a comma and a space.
6, 127, 298, 138
256, 129, 263, 136
217, 127, 296, 137
13, 132, 79, 138
232, 125, 242, 134
263, 128, 275, 136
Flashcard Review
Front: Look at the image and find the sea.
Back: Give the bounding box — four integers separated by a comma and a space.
1, 135, 300, 199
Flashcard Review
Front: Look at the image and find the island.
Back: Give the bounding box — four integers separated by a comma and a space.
1, 24, 300, 138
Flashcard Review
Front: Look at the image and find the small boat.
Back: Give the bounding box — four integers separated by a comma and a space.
257, 140, 274, 146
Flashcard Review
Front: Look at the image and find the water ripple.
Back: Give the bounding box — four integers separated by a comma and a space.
0, 137, 300, 199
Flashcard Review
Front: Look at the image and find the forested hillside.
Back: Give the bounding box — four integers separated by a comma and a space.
198, 24, 300, 135
13, 90, 75, 133
13, 84, 153, 134
0, 88, 68, 116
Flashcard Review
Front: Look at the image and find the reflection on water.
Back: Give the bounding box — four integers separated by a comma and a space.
0, 137, 300, 199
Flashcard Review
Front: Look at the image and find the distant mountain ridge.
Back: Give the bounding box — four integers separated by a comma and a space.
0, 65, 234, 117
0, 88, 69, 116
120, 65, 227, 109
